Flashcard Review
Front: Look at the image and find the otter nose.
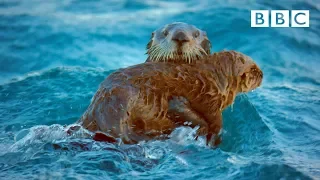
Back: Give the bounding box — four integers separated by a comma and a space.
172, 31, 190, 43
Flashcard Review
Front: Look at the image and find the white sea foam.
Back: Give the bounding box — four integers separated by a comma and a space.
9, 124, 92, 152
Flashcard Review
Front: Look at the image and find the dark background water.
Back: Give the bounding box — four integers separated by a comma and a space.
0, 0, 319, 179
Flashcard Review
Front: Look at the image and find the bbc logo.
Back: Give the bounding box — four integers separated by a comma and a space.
251, 10, 309, 27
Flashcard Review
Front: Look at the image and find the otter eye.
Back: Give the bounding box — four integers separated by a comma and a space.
163, 30, 169, 36
194, 30, 200, 38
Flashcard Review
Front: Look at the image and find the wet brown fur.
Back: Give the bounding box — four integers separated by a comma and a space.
79, 51, 263, 144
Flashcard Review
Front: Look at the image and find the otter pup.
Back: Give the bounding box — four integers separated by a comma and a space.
145, 22, 211, 63
78, 51, 263, 146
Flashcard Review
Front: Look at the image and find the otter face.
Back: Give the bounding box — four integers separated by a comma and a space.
213, 51, 263, 93
146, 22, 211, 63
239, 65, 263, 92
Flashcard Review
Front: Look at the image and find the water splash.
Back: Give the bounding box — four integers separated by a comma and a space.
9, 124, 92, 152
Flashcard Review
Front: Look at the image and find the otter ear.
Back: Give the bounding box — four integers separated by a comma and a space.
146, 32, 154, 51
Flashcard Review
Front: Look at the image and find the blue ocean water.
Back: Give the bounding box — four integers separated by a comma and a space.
0, 0, 319, 179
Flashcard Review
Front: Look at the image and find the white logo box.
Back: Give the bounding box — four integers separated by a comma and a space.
251, 10, 309, 28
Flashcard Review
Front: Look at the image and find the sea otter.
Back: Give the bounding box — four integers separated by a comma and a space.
77, 51, 263, 146
145, 22, 211, 63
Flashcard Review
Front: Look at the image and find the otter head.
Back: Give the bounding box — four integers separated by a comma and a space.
235, 53, 263, 93
146, 22, 211, 63
206, 51, 263, 93
238, 65, 263, 92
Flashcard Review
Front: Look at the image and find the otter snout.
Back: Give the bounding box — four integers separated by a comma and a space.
172, 31, 190, 43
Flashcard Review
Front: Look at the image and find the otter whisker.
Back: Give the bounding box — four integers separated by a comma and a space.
169, 43, 174, 60
182, 46, 187, 63
164, 42, 170, 62
157, 48, 164, 61
184, 46, 193, 63
191, 46, 204, 61
148, 44, 160, 54
160, 46, 168, 62
182, 51, 186, 63
163, 42, 171, 61
186, 51, 191, 64
151, 37, 173, 62
152, 45, 163, 62
158, 36, 168, 62
152, 46, 160, 62
148, 46, 160, 59
169, 50, 174, 60
198, 46, 208, 56
194, 47, 203, 59
169, 43, 174, 61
